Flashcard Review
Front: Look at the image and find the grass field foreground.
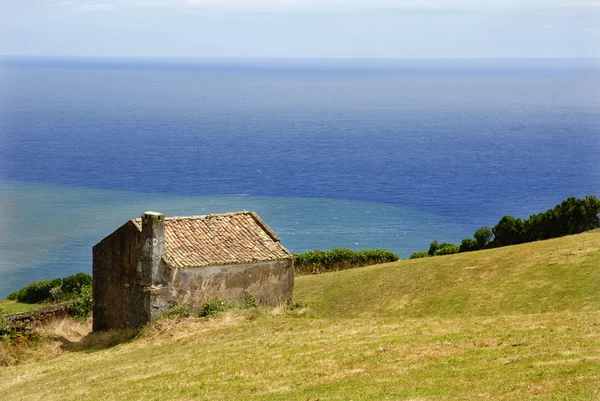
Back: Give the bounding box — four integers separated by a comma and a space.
0, 230, 599, 400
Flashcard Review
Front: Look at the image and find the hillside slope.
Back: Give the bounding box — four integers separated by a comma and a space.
1, 230, 599, 400
295, 229, 600, 319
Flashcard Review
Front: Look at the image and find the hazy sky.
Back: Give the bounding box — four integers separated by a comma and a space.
1, 0, 599, 58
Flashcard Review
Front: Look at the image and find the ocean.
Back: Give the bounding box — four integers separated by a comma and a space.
0, 57, 599, 297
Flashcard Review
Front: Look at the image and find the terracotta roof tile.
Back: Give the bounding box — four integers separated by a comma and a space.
133, 211, 292, 269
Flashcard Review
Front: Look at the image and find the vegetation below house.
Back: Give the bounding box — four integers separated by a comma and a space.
3, 273, 93, 321
1, 230, 599, 400
294, 248, 399, 275
410, 195, 600, 259
6, 273, 92, 304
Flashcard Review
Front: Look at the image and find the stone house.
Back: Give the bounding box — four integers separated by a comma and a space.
92, 211, 294, 331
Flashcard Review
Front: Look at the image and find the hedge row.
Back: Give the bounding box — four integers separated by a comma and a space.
6, 273, 92, 304
295, 248, 399, 275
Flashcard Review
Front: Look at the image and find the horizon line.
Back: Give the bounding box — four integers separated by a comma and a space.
1, 55, 600, 61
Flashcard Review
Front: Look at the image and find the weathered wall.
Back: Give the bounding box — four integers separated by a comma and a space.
92, 221, 142, 331
162, 259, 295, 311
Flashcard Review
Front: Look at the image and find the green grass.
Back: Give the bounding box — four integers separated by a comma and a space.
1, 230, 599, 400
295, 230, 600, 319
0, 300, 46, 315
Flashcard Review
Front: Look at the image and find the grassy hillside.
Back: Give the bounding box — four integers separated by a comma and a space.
296, 230, 600, 318
1, 230, 599, 400
0, 300, 45, 315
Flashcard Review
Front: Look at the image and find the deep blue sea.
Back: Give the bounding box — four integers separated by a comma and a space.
0, 57, 599, 297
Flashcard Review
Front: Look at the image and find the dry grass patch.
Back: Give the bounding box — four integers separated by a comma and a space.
0, 318, 91, 367
1, 310, 599, 400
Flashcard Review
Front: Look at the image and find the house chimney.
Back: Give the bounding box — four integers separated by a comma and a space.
141, 211, 165, 285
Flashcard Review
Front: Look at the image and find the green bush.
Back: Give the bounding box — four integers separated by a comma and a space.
295, 248, 399, 275
412, 242, 460, 258
459, 238, 477, 253
61, 273, 92, 298
198, 300, 229, 317
6, 278, 62, 304
409, 251, 430, 259
6, 273, 92, 304
193, 294, 261, 319
434, 243, 460, 256
71, 285, 92, 320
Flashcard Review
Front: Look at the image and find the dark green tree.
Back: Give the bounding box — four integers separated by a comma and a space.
428, 240, 439, 256
492, 216, 524, 247
459, 238, 477, 253
473, 226, 493, 249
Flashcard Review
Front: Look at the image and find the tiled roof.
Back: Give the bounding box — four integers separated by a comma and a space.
133, 212, 292, 269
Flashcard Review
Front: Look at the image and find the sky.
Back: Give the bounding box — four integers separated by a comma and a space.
0, 0, 599, 58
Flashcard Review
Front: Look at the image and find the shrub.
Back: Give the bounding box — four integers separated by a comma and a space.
61, 273, 92, 298
434, 243, 460, 256
194, 294, 261, 318
158, 305, 193, 320
5, 273, 93, 304
411, 242, 460, 258
198, 300, 228, 317
71, 285, 92, 320
6, 278, 62, 304
295, 248, 399, 275
49, 286, 63, 301
459, 238, 477, 253
409, 251, 430, 259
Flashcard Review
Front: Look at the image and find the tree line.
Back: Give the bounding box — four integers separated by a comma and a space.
410, 195, 600, 259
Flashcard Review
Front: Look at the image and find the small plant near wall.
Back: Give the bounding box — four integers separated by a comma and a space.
71, 285, 92, 320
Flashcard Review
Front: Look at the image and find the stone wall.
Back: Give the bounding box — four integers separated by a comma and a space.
92, 221, 144, 331
4, 303, 74, 329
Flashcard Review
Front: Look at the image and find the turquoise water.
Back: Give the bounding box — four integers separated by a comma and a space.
0, 180, 466, 296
